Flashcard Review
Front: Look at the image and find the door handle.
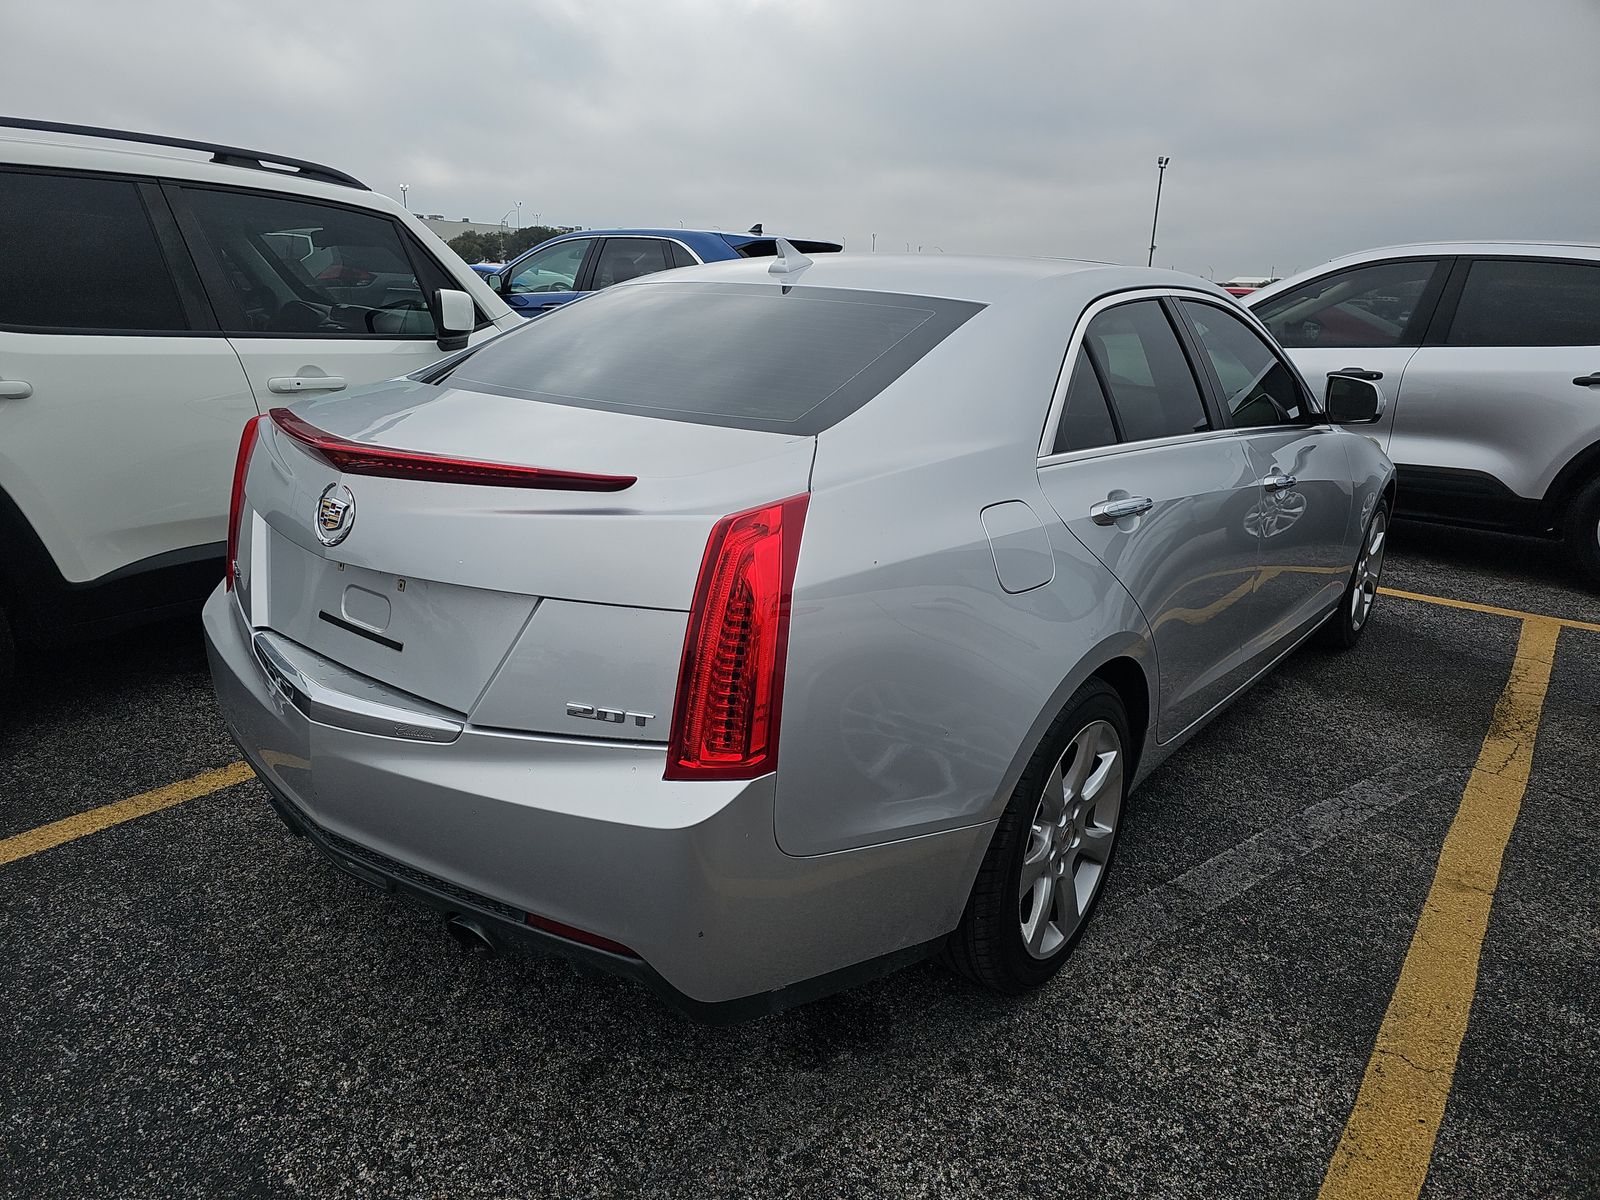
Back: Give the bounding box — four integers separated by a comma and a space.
267, 376, 346, 394
1332, 367, 1383, 381
1262, 472, 1298, 492
1573, 374, 1600, 387
1089, 496, 1154, 525
0, 380, 33, 400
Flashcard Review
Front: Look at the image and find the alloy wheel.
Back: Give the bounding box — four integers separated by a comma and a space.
1351, 508, 1388, 631
1019, 719, 1124, 960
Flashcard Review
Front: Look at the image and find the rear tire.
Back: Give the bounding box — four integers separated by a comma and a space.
943, 679, 1130, 995
1565, 476, 1600, 590
1317, 501, 1389, 650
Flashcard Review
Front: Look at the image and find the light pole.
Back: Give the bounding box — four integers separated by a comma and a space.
1146, 156, 1169, 267
515, 201, 522, 228
399, 183, 409, 212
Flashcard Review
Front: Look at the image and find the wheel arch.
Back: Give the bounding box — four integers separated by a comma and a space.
981, 634, 1156, 828
1539, 437, 1600, 531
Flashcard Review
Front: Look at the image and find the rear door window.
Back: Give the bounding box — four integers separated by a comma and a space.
181, 188, 437, 337
1254, 259, 1441, 348
1445, 259, 1600, 346
592, 238, 673, 289
439, 281, 983, 434
1082, 301, 1210, 442
1052, 348, 1119, 454
0, 169, 189, 332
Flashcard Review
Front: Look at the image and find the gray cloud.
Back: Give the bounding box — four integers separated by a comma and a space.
9, 0, 1598, 279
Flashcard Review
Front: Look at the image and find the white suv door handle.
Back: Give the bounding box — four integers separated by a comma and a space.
1262, 472, 1298, 492
267, 376, 347, 394
0, 379, 33, 399
1089, 496, 1155, 525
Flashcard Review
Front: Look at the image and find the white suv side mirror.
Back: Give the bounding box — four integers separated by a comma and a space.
436, 288, 474, 351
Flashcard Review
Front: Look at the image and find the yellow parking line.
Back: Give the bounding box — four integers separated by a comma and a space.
0, 761, 254, 869
1318, 618, 1561, 1200
1380, 586, 1600, 633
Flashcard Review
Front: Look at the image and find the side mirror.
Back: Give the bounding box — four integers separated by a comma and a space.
1325, 373, 1385, 424
436, 288, 474, 352
483, 273, 502, 293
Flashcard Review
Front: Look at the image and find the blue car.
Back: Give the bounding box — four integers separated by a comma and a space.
485, 227, 843, 318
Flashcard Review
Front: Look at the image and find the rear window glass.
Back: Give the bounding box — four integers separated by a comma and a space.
440, 282, 983, 433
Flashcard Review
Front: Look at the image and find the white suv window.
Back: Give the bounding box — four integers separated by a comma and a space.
1447, 259, 1600, 347
1255, 259, 1441, 349
183, 188, 438, 337
0, 169, 189, 333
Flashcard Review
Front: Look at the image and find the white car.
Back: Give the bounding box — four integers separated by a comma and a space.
1248, 242, 1600, 584
0, 118, 521, 686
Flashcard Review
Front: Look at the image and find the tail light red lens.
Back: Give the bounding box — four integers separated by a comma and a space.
269, 408, 635, 491
524, 912, 638, 958
225, 415, 263, 591
666, 494, 809, 781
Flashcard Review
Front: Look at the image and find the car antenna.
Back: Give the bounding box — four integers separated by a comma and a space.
769, 237, 813, 276
747, 222, 763, 234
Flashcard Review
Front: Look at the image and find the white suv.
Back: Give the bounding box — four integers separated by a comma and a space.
1247, 242, 1600, 585
0, 118, 522, 686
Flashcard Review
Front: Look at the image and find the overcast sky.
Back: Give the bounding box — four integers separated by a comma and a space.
10, 0, 1598, 279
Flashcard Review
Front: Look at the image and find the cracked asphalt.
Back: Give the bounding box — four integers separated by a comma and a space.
1, 520, 1595, 1199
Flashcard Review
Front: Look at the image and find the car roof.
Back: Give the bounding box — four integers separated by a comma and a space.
1313, 240, 1600, 265
621, 252, 1228, 306
1247, 240, 1600, 306
0, 126, 392, 211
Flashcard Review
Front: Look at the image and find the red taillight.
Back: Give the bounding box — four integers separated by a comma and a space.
665, 494, 809, 781
268, 408, 635, 491
524, 912, 638, 958
225, 415, 263, 591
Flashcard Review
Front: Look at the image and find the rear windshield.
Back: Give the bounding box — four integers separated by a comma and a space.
438, 282, 983, 434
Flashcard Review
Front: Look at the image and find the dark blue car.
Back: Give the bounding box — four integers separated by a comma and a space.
485, 227, 843, 318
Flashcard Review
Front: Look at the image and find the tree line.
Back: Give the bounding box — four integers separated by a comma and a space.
447, 225, 578, 264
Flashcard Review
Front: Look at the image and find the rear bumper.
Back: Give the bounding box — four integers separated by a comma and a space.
203, 587, 992, 1018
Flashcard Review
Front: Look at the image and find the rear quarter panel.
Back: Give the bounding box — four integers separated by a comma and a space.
775, 281, 1154, 857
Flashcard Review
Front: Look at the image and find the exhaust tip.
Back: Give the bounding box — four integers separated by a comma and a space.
443, 913, 497, 954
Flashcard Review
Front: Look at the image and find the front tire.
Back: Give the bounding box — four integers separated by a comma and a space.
943, 679, 1130, 995
1317, 501, 1389, 650
1565, 476, 1600, 590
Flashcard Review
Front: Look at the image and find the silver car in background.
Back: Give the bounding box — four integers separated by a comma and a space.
205, 252, 1394, 1019
1248, 242, 1600, 585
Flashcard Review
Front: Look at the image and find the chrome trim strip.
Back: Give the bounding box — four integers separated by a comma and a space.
251, 631, 462, 744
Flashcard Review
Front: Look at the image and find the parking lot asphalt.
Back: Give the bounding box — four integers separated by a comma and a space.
1, 520, 1595, 1199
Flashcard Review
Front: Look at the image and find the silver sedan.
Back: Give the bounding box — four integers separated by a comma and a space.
205, 250, 1394, 1019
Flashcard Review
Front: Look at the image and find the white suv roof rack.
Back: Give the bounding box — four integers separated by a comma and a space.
0, 115, 368, 190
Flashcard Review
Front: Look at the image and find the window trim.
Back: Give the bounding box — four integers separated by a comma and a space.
165, 180, 459, 341
1249, 255, 1453, 351
1037, 287, 1227, 462
0, 164, 203, 337
1424, 254, 1600, 348
1169, 295, 1323, 431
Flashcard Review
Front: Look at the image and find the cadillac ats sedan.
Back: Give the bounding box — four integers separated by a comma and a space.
206, 250, 1394, 1020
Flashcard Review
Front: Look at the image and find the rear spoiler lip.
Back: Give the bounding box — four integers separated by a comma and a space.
268, 407, 637, 492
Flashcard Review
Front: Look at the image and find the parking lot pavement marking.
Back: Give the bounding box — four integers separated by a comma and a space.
1318, 618, 1561, 1200
1380, 586, 1600, 634
0, 761, 253, 868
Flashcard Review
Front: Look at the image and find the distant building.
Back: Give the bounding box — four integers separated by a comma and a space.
418, 217, 508, 243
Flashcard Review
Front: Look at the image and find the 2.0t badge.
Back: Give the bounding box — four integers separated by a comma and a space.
315, 483, 356, 546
